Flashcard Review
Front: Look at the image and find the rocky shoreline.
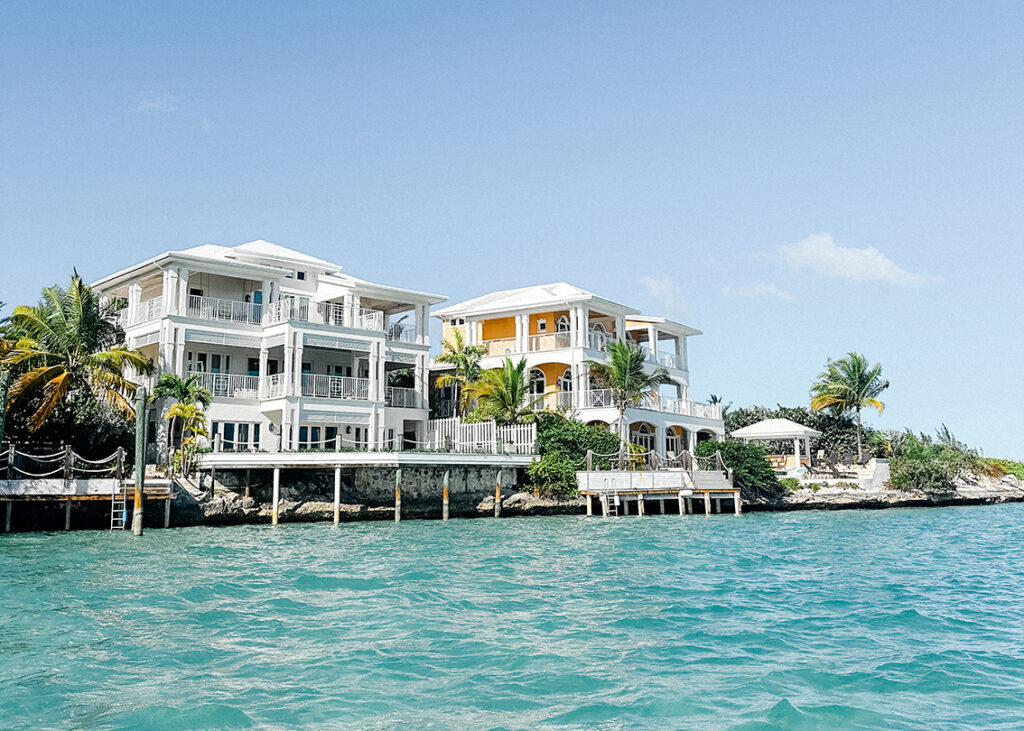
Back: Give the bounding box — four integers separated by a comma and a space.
172, 474, 1024, 526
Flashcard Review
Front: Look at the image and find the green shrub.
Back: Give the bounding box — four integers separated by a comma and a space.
526, 414, 622, 496
695, 439, 782, 498
889, 434, 975, 494
779, 477, 801, 491
990, 459, 1024, 479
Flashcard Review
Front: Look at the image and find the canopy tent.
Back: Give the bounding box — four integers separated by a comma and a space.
730, 418, 822, 468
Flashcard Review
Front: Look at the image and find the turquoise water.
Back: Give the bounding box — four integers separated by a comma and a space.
2, 506, 1024, 730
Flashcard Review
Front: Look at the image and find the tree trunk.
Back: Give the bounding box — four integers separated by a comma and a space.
167, 415, 177, 472
855, 408, 863, 457
618, 404, 627, 470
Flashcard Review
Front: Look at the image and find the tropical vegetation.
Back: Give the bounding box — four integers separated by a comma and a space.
586, 341, 670, 467
434, 329, 485, 417
526, 413, 622, 495
464, 357, 543, 425
165, 402, 208, 476
0, 273, 152, 457
150, 372, 211, 470
810, 351, 889, 457
695, 439, 782, 499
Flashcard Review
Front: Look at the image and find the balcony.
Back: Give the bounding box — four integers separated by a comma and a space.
645, 350, 682, 370
385, 386, 423, 409
262, 300, 385, 332
480, 329, 606, 356
261, 373, 287, 399
119, 297, 162, 327
186, 295, 262, 325
188, 371, 260, 399
386, 324, 418, 343
575, 390, 722, 420
528, 331, 572, 352
301, 374, 370, 401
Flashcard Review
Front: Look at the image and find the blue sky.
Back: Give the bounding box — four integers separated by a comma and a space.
1, 2, 1021, 456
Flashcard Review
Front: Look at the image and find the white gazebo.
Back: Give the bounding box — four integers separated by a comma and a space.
730, 418, 822, 469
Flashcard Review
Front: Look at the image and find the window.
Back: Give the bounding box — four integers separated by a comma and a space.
189, 288, 204, 298
247, 358, 259, 376
537, 319, 547, 332
529, 368, 546, 397
557, 368, 573, 392
296, 271, 306, 281
211, 421, 261, 451
556, 316, 570, 332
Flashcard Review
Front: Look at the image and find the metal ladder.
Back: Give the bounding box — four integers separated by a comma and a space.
110, 477, 129, 530
607, 491, 620, 516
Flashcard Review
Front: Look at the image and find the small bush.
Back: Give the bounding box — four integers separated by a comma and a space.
889, 434, 975, 494
526, 414, 622, 496
990, 459, 1024, 479
779, 477, 801, 491
695, 440, 782, 498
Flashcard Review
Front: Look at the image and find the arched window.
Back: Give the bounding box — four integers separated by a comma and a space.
557, 368, 573, 392
591, 322, 607, 334
556, 315, 570, 332
529, 368, 546, 397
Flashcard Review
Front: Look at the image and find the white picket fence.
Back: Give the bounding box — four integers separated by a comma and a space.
426, 417, 537, 455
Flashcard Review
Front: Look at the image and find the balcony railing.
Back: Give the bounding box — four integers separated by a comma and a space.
188, 371, 260, 399
644, 350, 682, 370
582, 389, 615, 408
260, 373, 287, 399
577, 389, 721, 420
385, 386, 422, 409
484, 337, 517, 357
186, 295, 262, 325
586, 330, 612, 351
120, 297, 163, 327
263, 300, 386, 332
528, 331, 572, 352
301, 374, 370, 400
386, 324, 417, 343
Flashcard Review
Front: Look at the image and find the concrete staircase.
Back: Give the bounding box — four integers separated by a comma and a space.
692, 470, 733, 491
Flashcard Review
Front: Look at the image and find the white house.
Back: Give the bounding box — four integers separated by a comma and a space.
91, 240, 445, 460
432, 282, 725, 457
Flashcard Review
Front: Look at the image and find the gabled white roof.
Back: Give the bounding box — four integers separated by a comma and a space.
731, 418, 822, 441
435, 282, 639, 318
228, 240, 341, 272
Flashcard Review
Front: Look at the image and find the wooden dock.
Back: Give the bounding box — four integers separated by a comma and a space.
576, 467, 742, 516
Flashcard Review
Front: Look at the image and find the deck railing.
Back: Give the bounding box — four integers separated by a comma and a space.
582, 389, 615, 408
587, 330, 612, 351
385, 386, 422, 409
386, 324, 417, 343
301, 374, 370, 400
426, 417, 536, 454
187, 295, 262, 325
260, 373, 287, 399
120, 297, 163, 327
187, 371, 260, 399
528, 331, 572, 352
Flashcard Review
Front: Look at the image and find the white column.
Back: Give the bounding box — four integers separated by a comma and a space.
368, 404, 379, 451
161, 270, 175, 315
569, 308, 579, 348
174, 327, 185, 375
515, 314, 525, 353
351, 295, 361, 328
283, 336, 295, 396
654, 424, 666, 457
294, 336, 305, 399
647, 325, 658, 359
686, 428, 697, 456
415, 353, 429, 407
579, 307, 589, 347
127, 283, 142, 324
258, 347, 269, 397
178, 268, 189, 314
615, 315, 626, 343
794, 437, 801, 470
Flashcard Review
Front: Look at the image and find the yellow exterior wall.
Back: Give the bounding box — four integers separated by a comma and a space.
481, 316, 515, 341
529, 310, 569, 335
441, 324, 466, 348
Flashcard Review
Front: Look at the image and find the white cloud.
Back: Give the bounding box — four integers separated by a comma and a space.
638, 276, 687, 318
134, 93, 179, 113
777, 233, 929, 286
722, 283, 795, 301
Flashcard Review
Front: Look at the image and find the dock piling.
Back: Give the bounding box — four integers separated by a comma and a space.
3, 500, 9, 532
678, 491, 685, 515
734, 490, 742, 515
164, 497, 171, 528
494, 471, 501, 518
64, 499, 71, 531
271, 467, 280, 525
703, 491, 711, 516
394, 468, 402, 522
333, 467, 341, 524
132, 388, 148, 537
442, 470, 449, 521
637, 494, 645, 516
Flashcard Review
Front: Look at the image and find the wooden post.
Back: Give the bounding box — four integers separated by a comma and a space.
132, 387, 148, 537
164, 497, 171, 528
335, 434, 342, 452
586, 494, 593, 516
703, 491, 711, 515
271, 467, 280, 525
622, 498, 629, 516
601, 494, 609, 517
659, 498, 666, 515
586, 450, 593, 471
64, 499, 72, 531
394, 468, 402, 522
3, 500, 10, 532
494, 470, 501, 518
442, 470, 450, 521
244, 468, 251, 500
678, 491, 685, 515
210, 467, 216, 496
734, 490, 742, 515
637, 494, 645, 516
333, 467, 341, 524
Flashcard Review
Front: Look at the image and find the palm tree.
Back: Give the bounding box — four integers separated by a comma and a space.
435, 329, 486, 416
465, 357, 544, 425
810, 352, 889, 457
165, 402, 208, 476
1, 273, 153, 431
150, 372, 212, 469
586, 341, 671, 468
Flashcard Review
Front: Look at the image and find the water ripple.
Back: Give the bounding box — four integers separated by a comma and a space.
2, 505, 1024, 728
